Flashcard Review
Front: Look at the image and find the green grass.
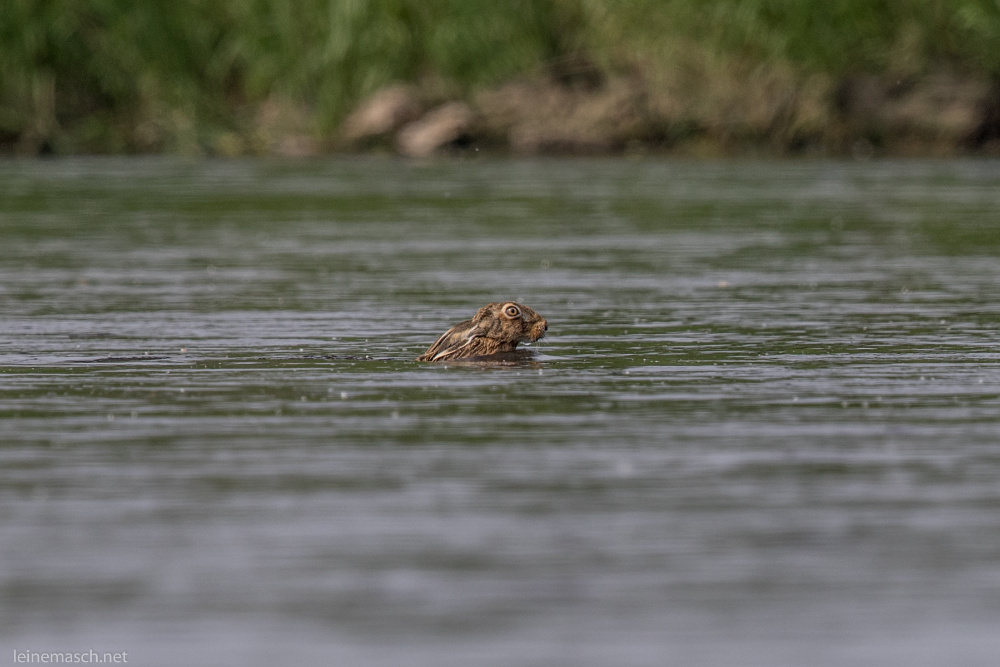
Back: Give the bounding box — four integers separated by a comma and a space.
3, 0, 1000, 154
633, 0, 1000, 73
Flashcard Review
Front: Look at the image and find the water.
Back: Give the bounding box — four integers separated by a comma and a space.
2, 158, 1000, 666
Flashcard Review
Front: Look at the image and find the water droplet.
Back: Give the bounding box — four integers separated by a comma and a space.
615, 460, 634, 477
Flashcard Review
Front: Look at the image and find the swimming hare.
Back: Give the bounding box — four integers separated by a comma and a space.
417, 302, 548, 361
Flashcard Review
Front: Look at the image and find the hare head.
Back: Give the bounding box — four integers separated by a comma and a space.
417, 302, 548, 362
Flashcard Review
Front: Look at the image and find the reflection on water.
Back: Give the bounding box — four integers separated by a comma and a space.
2, 158, 1000, 666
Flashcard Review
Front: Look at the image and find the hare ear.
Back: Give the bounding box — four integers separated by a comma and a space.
419, 319, 484, 361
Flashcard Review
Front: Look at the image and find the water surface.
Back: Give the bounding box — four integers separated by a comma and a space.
2, 158, 1000, 666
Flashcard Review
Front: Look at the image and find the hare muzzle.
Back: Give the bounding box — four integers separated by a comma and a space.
529, 319, 548, 342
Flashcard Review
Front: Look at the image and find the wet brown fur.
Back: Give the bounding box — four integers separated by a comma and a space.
417, 302, 548, 361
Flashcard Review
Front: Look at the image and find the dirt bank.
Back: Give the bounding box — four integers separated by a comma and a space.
337, 66, 1000, 158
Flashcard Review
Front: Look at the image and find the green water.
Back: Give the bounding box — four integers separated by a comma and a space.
2, 158, 1000, 666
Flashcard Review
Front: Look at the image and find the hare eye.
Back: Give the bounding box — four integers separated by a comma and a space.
504, 305, 521, 318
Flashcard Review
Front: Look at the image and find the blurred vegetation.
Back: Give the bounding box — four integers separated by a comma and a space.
3, 0, 1000, 155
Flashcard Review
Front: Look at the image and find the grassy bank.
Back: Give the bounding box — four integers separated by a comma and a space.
3, 0, 1000, 156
